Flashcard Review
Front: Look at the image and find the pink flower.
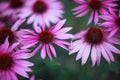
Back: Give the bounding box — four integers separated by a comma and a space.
0, 0, 28, 18
0, 38, 34, 80
18, 0, 64, 27
20, 19, 73, 60
69, 27, 120, 66
0, 19, 25, 45
72, 0, 117, 25
100, 9, 120, 37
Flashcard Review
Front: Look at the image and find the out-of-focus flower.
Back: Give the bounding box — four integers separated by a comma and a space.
0, 19, 25, 45
69, 27, 120, 66
0, 38, 33, 80
19, 19, 73, 60
0, 0, 28, 18
72, 0, 117, 25
100, 9, 120, 37
18, 0, 64, 27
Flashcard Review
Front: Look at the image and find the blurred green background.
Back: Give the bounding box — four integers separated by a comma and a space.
1, 0, 120, 80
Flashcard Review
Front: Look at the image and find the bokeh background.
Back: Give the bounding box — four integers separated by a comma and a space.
0, 0, 120, 80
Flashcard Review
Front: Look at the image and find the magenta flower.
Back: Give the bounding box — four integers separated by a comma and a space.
69, 27, 120, 66
72, 0, 117, 25
18, 0, 64, 27
20, 19, 73, 60
0, 0, 28, 18
0, 19, 25, 45
0, 38, 34, 80
100, 9, 120, 37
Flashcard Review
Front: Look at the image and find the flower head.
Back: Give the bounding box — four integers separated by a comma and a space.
100, 9, 120, 37
73, 0, 117, 25
0, 38, 34, 80
18, 0, 64, 27
0, 0, 28, 18
70, 27, 120, 66
0, 19, 25, 45
20, 19, 73, 60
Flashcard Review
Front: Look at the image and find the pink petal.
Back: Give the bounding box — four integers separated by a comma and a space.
87, 11, 94, 25
54, 27, 72, 34
52, 19, 66, 32
81, 44, 91, 65
69, 40, 83, 54
49, 44, 56, 57
91, 46, 97, 67
9, 71, 18, 80
15, 60, 34, 67
76, 9, 89, 17
21, 42, 38, 49
100, 22, 114, 26
94, 11, 99, 25
30, 75, 35, 80
34, 25, 42, 33
8, 42, 19, 52
11, 19, 26, 31
108, 28, 118, 37
103, 43, 115, 62
73, 31, 86, 40
75, 42, 86, 60
2, 37, 9, 51
53, 41, 68, 51
12, 66, 29, 78
55, 34, 73, 39
27, 14, 36, 24
100, 44, 111, 63
46, 45, 52, 60
104, 42, 120, 54
31, 44, 42, 57
41, 45, 46, 59
96, 45, 101, 66
13, 53, 31, 59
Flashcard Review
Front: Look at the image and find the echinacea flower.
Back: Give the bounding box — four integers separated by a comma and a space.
18, 0, 64, 27
72, 0, 117, 25
20, 19, 73, 60
0, 38, 34, 80
69, 27, 120, 66
0, 0, 28, 18
0, 19, 25, 45
100, 9, 120, 37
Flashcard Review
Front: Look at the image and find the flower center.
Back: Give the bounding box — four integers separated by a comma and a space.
116, 17, 120, 27
10, 0, 23, 9
33, 0, 48, 14
89, 0, 101, 10
39, 30, 53, 44
0, 28, 15, 44
0, 53, 13, 70
85, 27, 103, 44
